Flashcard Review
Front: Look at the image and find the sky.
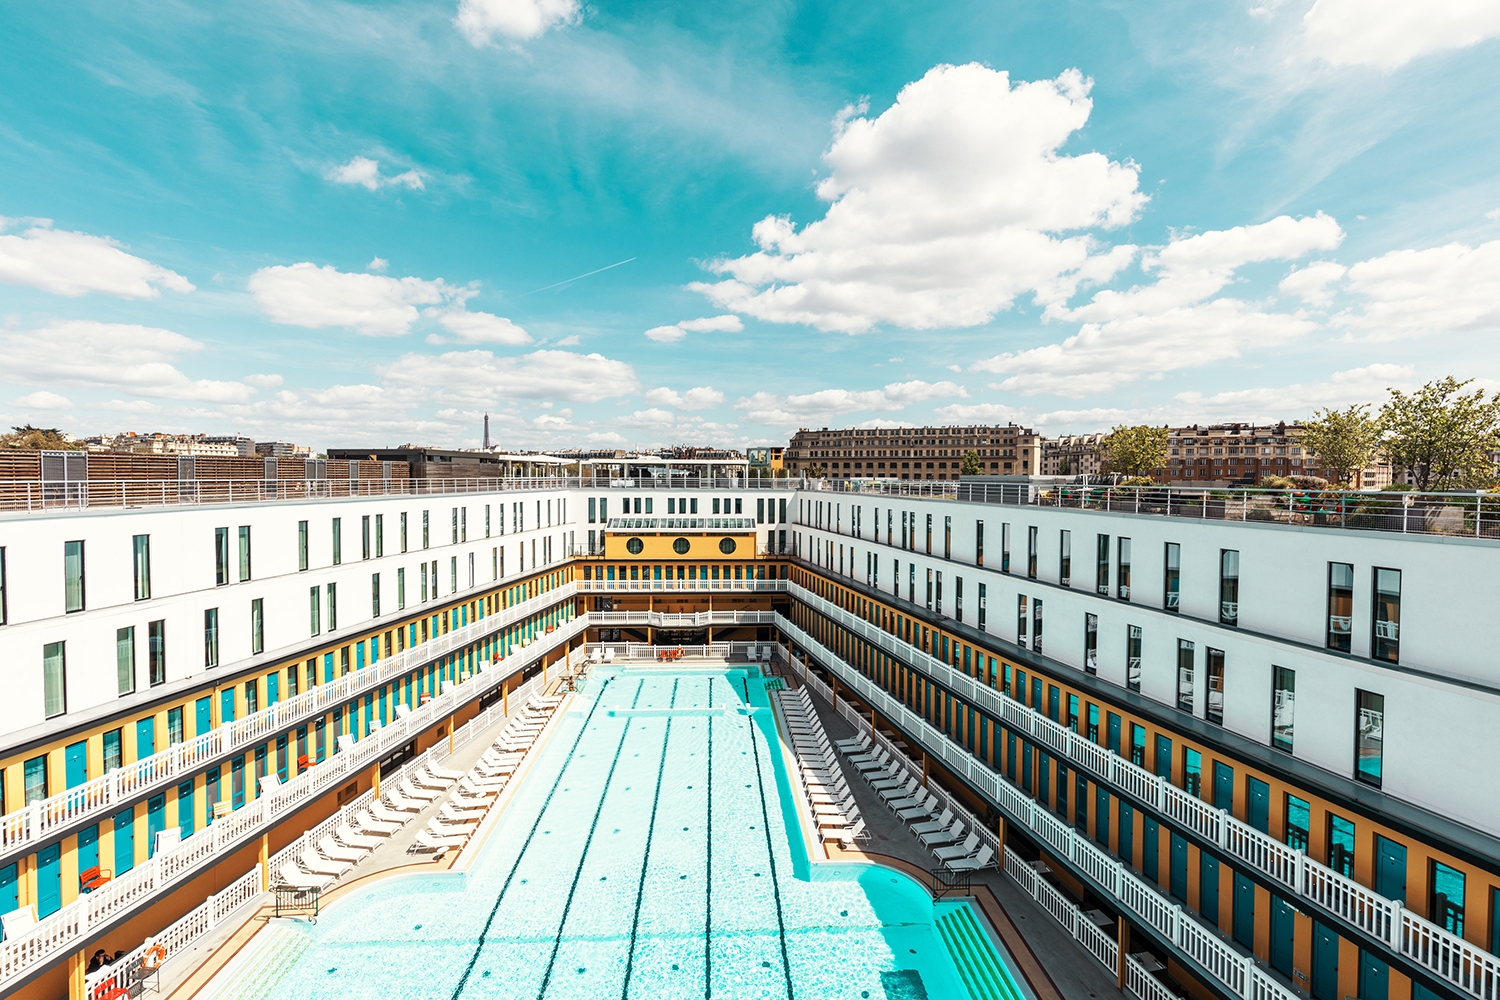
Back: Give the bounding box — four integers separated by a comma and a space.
2, 0, 1499, 451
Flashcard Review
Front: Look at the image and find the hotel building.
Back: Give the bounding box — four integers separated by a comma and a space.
785, 424, 1040, 479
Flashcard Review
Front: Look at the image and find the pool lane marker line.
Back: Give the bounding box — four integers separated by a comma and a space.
704, 676, 715, 1000
619, 678, 679, 1000
739, 676, 795, 1000
533, 681, 649, 999
447, 676, 627, 1000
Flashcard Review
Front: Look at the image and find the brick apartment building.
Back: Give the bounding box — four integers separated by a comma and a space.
785, 424, 1038, 479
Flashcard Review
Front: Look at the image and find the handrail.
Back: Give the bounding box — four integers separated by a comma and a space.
0, 582, 582, 861
576, 579, 789, 593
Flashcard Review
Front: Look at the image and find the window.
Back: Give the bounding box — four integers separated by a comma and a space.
1084, 614, 1097, 673
1286, 794, 1310, 850
1096, 534, 1110, 595
1032, 598, 1043, 653
421, 562, 429, 602
214, 528, 230, 585
1118, 537, 1131, 599
978, 582, 987, 631
132, 535, 151, 600
1126, 626, 1142, 691
1184, 748, 1202, 797
204, 609, 220, 668
64, 539, 86, 612
397, 567, 406, 610
1059, 530, 1071, 587
362, 515, 371, 559
309, 586, 321, 635
1164, 542, 1179, 611
238, 526, 251, 581
103, 730, 122, 772
1272, 666, 1295, 752
1027, 525, 1037, 578
1130, 723, 1146, 766
298, 520, 309, 571
1220, 550, 1239, 625
244, 679, 259, 715
43, 641, 66, 718
1206, 648, 1224, 725
1155, 735, 1172, 779
376, 514, 384, 556
400, 512, 409, 552
926, 513, 933, 553
1373, 568, 1400, 663
327, 582, 338, 630
116, 627, 136, 695
1017, 595, 1028, 647
1328, 814, 1355, 876
1177, 639, 1194, 712
24, 755, 48, 803
371, 573, 381, 618
1431, 861, 1465, 936
251, 598, 264, 654
976, 521, 984, 566
332, 518, 342, 564
944, 516, 951, 559
1001, 523, 1010, 573
1327, 562, 1353, 651
1355, 690, 1384, 787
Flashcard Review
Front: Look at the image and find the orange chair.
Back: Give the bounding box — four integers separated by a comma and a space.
79, 865, 112, 893
297, 754, 311, 772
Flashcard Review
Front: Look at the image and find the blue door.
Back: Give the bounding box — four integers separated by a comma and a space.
267, 672, 279, 704
1022, 743, 1032, 793
65, 741, 88, 789
146, 794, 166, 857
1270, 895, 1295, 975
221, 689, 236, 724
1358, 951, 1389, 1000
35, 844, 62, 917
136, 717, 156, 758
1312, 921, 1339, 1000
1233, 871, 1256, 948
0, 864, 16, 915
178, 781, 195, 838
1143, 817, 1159, 882
77, 824, 100, 881
1096, 785, 1111, 847
1246, 777, 1270, 832
1119, 802, 1134, 867
1375, 836, 1407, 903
231, 756, 245, 809
1201, 854, 1220, 926
1107, 713, 1121, 754
114, 808, 135, 873
1170, 833, 1188, 900
196, 696, 212, 736
1214, 762, 1234, 812
1006, 731, 1016, 780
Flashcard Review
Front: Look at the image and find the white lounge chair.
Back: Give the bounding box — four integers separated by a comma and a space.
821, 818, 867, 846
933, 832, 981, 861
370, 801, 416, 825
878, 777, 921, 803
318, 835, 367, 864
297, 847, 351, 879
399, 778, 441, 801
277, 863, 335, 890
354, 810, 401, 834
911, 808, 954, 836
336, 823, 386, 850
441, 802, 487, 823
945, 846, 996, 871
384, 788, 428, 812
411, 829, 466, 854
426, 761, 466, 781
919, 819, 965, 847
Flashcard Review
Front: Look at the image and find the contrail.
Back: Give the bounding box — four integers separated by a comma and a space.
525, 257, 637, 294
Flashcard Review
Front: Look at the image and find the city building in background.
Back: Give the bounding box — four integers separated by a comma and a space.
785, 424, 1039, 479
1040, 434, 1105, 477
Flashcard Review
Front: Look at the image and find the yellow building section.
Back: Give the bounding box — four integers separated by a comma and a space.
603, 515, 758, 560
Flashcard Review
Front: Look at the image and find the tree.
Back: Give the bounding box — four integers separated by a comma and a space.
960, 450, 984, 477
1379, 377, 1500, 490
1099, 425, 1169, 477
1300, 404, 1382, 487
1056, 458, 1071, 475
0, 425, 79, 450
805, 464, 827, 479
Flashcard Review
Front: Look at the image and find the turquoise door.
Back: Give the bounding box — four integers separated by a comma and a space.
1170, 833, 1188, 900
1375, 836, 1407, 903
65, 741, 88, 789
178, 781, 195, 837
221, 689, 236, 724
0, 864, 15, 915
1006, 731, 1016, 780
1359, 951, 1389, 1000
1233, 871, 1256, 947
115, 808, 135, 873
231, 756, 245, 809
196, 696, 212, 736
1107, 713, 1121, 754
1022, 743, 1032, 793
1142, 817, 1159, 882
136, 717, 155, 758
1118, 802, 1134, 866
146, 794, 166, 857
1201, 854, 1220, 925
1214, 762, 1234, 812
1270, 895, 1295, 975
1311, 921, 1339, 1000
36, 843, 62, 917
267, 672, 279, 704
78, 824, 100, 879
1096, 785, 1110, 847
1246, 777, 1270, 832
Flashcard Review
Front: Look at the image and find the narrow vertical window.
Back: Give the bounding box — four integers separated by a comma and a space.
1430, 862, 1465, 936
1220, 550, 1239, 625
1126, 625, 1142, 691
0, 545, 6, 625
1286, 794, 1310, 850
310, 585, 321, 635
132, 535, 151, 601
332, 518, 342, 564
1032, 598, 1043, 653
43, 644, 67, 716
1027, 525, 1038, 578
214, 528, 229, 585
589, 497, 596, 523
1272, 666, 1295, 752
376, 513, 384, 556
65, 539, 86, 611
397, 567, 406, 610
1017, 594, 1028, 648
116, 626, 136, 695
1206, 648, 1224, 725
978, 582, 987, 632
421, 562, 428, 602
1084, 614, 1097, 673
1095, 534, 1110, 596
1326, 562, 1354, 651
204, 608, 220, 668
955, 576, 963, 622
1177, 639, 1194, 712
327, 582, 337, 630
237, 526, 252, 581
1184, 748, 1203, 798
975, 520, 984, 566
1059, 530, 1071, 587
362, 515, 371, 559
251, 598, 264, 654
1373, 568, 1400, 662
1164, 542, 1180, 612
298, 520, 309, 571
944, 516, 952, 559
1001, 523, 1010, 572
925, 514, 932, 553
148, 620, 165, 685
1327, 815, 1355, 876
1355, 690, 1384, 787
452, 508, 459, 544
400, 512, 408, 553
461, 507, 467, 541
1117, 537, 1131, 600
371, 573, 381, 618
422, 510, 429, 548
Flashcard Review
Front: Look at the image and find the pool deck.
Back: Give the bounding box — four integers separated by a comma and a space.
784, 672, 1128, 1000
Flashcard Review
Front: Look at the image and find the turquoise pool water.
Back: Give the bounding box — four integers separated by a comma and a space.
207, 668, 1018, 1000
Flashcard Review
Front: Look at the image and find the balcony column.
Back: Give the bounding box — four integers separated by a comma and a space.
68, 950, 85, 1000
1117, 921, 1130, 989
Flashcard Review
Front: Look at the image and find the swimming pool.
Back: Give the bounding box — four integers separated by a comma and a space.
202, 668, 1026, 1000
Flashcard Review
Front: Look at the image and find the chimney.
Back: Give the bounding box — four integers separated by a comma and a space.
483, 413, 490, 450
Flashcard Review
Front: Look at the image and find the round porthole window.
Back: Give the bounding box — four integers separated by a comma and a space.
626, 537, 644, 554
718, 537, 737, 554
673, 537, 690, 555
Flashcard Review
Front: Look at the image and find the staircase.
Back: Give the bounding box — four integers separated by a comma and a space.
935, 905, 1026, 1000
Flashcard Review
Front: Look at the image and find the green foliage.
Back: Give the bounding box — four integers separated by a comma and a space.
1099, 425, 1168, 477
0, 425, 79, 450
1379, 377, 1500, 490
960, 450, 984, 477
1301, 404, 1382, 487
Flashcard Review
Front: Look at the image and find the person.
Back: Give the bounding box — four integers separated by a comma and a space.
87, 950, 108, 972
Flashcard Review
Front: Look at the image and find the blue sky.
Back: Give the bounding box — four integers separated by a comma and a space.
2, 0, 1498, 450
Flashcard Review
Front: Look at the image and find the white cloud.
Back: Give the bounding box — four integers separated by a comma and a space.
368, 257, 389, 272
1486, 208, 1500, 222
0, 321, 257, 402
555, 334, 581, 346
428, 310, 533, 345
932, 401, 1029, 423
1174, 363, 1416, 415
0, 221, 194, 299
12, 390, 73, 411
734, 380, 968, 425
1301, 0, 1500, 70
644, 385, 725, 410
1332, 240, 1500, 340
689, 63, 1146, 333
327, 157, 426, 192
1278, 260, 1348, 306
376, 348, 640, 403
248, 262, 470, 336
455, 0, 581, 44
619, 408, 677, 429
243, 373, 285, 388
644, 315, 741, 343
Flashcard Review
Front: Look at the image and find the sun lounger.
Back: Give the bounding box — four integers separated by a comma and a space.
385, 788, 429, 812
277, 863, 335, 890
318, 835, 367, 864
944, 846, 996, 871
399, 778, 441, 801
353, 810, 401, 834
918, 818, 965, 847
910, 808, 954, 835
878, 778, 921, 802
426, 761, 466, 781
820, 818, 867, 846
336, 823, 386, 850
892, 791, 936, 817
370, 801, 416, 824
441, 802, 488, 823
300, 846, 353, 877
933, 832, 982, 861
410, 829, 466, 854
